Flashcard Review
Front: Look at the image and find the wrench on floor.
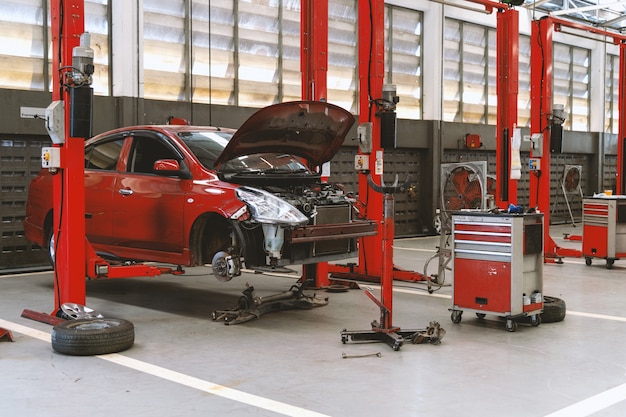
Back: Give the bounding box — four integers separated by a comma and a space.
341, 352, 382, 359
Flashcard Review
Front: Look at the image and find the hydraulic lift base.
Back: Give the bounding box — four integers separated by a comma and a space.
341, 321, 445, 351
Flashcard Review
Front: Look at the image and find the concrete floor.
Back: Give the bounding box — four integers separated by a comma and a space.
1, 224, 626, 417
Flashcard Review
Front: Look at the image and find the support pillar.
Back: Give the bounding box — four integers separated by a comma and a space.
50, 0, 87, 313
496, 7, 519, 207
354, 0, 385, 278
530, 17, 558, 259
300, 0, 330, 287
617, 43, 626, 194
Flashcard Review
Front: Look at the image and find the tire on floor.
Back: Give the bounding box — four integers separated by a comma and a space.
540, 296, 566, 323
51, 318, 135, 356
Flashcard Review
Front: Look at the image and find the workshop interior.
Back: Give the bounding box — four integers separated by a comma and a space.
2, 1, 626, 416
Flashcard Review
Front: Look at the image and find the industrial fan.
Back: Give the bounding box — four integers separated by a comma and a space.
435, 161, 489, 233
550, 164, 583, 226
427, 161, 490, 290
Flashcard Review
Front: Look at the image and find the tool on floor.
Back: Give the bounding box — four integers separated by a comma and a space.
212, 282, 328, 325
0, 328, 14, 342
342, 352, 381, 359
341, 175, 445, 350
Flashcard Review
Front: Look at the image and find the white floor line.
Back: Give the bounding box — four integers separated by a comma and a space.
543, 383, 626, 417
0, 318, 331, 417
3, 279, 626, 417
567, 311, 626, 322
385, 286, 626, 417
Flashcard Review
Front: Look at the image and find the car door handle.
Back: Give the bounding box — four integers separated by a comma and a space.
119, 189, 133, 196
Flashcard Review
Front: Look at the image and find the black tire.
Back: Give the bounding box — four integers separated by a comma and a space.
51, 318, 135, 356
540, 296, 566, 323
46, 228, 55, 267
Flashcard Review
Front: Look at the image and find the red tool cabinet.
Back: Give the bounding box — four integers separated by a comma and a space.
583, 196, 626, 269
449, 212, 544, 332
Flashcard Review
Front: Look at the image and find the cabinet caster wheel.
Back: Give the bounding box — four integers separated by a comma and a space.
606, 259, 615, 269
531, 315, 541, 327
585, 257, 592, 266
476, 313, 486, 319
451, 310, 462, 324
505, 319, 517, 332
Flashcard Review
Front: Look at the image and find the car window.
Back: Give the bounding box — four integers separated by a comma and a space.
85, 138, 125, 170
129, 135, 180, 174
178, 131, 232, 169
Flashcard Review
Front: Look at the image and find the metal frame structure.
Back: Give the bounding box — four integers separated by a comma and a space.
529, 16, 626, 261
464, 0, 521, 208
326, 0, 424, 283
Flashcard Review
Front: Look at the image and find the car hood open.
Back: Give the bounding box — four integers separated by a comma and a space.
214, 101, 355, 167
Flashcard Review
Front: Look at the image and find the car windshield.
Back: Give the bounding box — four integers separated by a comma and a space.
178, 131, 312, 174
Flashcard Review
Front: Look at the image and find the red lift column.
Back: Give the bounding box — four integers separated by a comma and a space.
530, 17, 562, 260
495, 7, 519, 207
301, 0, 327, 103
300, 0, 331, 288
529, 18, 554, 229
355, 0, 385, 278
50, 0, 87, 313
618, 43, 626, 195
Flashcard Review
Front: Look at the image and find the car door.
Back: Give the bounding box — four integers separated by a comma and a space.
84, 135, 127, 246
111, 131, 186, 254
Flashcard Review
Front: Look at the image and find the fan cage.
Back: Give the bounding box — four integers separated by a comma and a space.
439, 161, 489, 231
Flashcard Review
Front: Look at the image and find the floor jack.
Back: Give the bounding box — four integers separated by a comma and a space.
341, 175, 445, 351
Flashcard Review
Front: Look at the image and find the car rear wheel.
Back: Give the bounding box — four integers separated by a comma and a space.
46, 228, 55, 267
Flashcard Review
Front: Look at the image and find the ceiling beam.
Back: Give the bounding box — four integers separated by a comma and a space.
549, 1, 623, 17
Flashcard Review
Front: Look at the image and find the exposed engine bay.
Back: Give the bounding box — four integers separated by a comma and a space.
264, 182, 358, 218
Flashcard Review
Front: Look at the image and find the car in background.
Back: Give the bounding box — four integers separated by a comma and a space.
24, 101, 377, 280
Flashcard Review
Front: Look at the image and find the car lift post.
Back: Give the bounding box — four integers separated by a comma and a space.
617, 40, 626, 194
49, 0, 88, 313
300, 0, 331, 288
325, 0, 425, 284
529, 16, 626, 262
22, 0, 182, 326
495, 4, 519, 208
470, 0, 520, 207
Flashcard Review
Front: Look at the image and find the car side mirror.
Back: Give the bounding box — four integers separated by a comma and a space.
154, 159, 191, 179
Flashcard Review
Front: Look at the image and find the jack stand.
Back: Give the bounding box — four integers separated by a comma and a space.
341, 287, 445, 350
212, 282, 328, 325
340, 175, 445, 351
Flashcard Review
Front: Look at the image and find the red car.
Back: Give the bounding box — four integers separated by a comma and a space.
24, 101, 376, 280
